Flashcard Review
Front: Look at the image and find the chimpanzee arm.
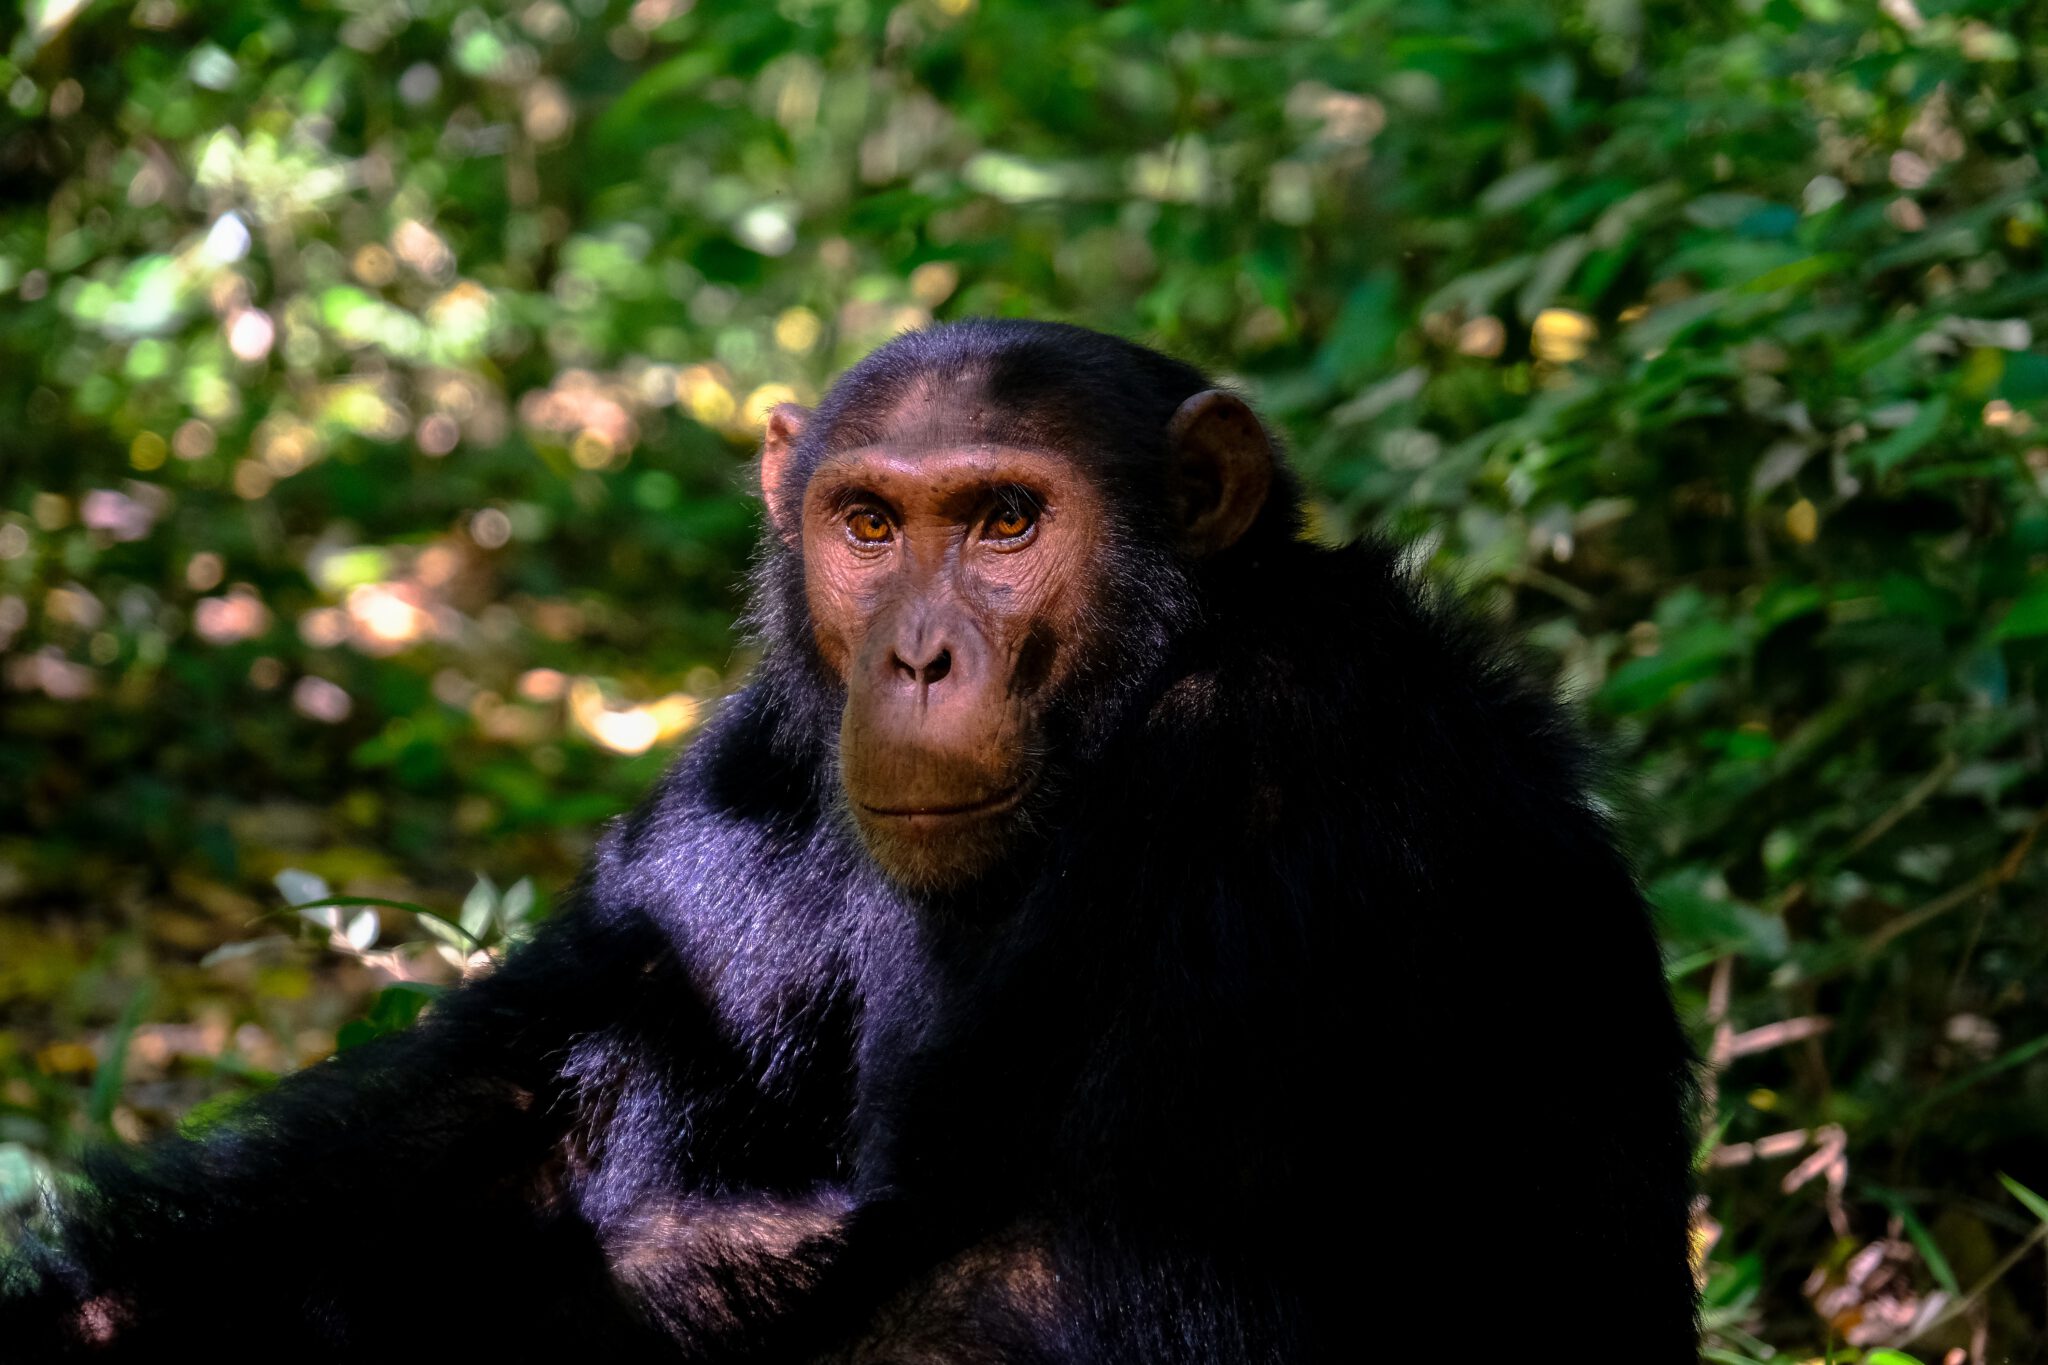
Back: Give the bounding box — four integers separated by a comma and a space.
788, 1214, 1326, 1365
0, 898, 856, 1360
3, 685, 869, 1358
0, 909, 684, 1357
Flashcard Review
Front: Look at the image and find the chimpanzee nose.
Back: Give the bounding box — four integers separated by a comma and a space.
872, 604, 982, 709
891, 641, 952, 692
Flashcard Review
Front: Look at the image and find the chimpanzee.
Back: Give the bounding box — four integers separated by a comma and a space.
3, 320, 1698, 1361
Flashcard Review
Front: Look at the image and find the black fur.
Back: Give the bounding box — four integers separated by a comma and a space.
2, 320, 1698, 1361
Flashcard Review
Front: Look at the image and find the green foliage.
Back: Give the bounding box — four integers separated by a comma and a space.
2, 0, 2046, 1353
334, 983, 436, 1051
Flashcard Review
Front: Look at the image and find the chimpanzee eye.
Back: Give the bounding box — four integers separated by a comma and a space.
846, 508, 893, 545
983, 497, 1037, 543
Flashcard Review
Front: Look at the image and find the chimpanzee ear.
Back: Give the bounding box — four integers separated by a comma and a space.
759, 403, 809, 547
1165, 390, 1273, 557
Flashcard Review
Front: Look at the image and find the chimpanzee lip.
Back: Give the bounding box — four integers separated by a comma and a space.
857, 783, 1026, 819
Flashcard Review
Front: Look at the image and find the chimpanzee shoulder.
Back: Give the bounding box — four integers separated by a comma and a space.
1147, 534, 1600, 831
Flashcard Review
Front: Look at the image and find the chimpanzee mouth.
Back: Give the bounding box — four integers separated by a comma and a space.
857, 783, 1027, 821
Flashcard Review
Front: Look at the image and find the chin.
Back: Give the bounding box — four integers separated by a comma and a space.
850, 805, 1024, 894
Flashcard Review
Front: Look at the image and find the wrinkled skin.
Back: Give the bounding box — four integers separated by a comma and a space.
759, 386, 1271, 889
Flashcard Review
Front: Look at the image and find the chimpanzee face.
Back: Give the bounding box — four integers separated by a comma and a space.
759, 381, 1272, 891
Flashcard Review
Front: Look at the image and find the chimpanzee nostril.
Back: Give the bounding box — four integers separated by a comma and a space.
890, 644, 952, 690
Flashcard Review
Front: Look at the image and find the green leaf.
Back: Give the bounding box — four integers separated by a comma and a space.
499, 877, 537, 927
344, 909, 379, 952
1423, 255, 1535, 318
1316, 273, 1401, 386
282, 896, 487, 952
1515, 234, 1590, 320
1478, 161, 1564, 215
2001, 1172, 2048, 1225
1648, 871, 1790, 962
1993, 578, 2048, 640
337, 984, 440, 1051
1597, 621, 1743, 713
1859, 396, 1950, 473
87, 981, 156, 1128
275, 868, 334, 908
461, 875, 499, 941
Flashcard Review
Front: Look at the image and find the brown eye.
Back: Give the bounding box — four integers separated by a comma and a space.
986, 506, 1035, 541
847, 509, 893, 544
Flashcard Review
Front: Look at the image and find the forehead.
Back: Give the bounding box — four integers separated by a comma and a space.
814, 369, 1108, 461
805, 370, 1100, 504
805, 443, 1087, 507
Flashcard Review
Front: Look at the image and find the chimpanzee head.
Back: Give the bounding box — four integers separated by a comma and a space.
754, 320, 1298, 890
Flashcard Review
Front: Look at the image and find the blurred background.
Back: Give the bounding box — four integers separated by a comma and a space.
1, 0, 2045, 1357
